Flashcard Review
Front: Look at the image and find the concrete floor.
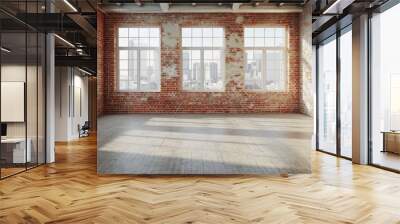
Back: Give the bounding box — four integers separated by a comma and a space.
97, 114, 313, 175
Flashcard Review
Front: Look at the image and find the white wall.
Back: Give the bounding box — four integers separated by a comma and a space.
71, 73, 89, 138
55, 67, 70, 141
55, 67, 89, 141
1, 65, 36, 137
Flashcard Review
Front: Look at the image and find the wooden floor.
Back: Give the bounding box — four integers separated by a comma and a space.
372, 151, 400, 171
98, 114, 312, 175
1, 135, 400, 223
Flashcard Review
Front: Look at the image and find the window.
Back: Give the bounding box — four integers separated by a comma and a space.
118, 27, 160, 91
317, 36, 337, 155
244, 27, 287, 91
182, 27, 224, 91
371, 3, 400, 171
340, 28, 352, 158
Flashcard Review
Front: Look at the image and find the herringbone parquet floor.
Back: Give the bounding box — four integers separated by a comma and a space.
1, 135, 400, 224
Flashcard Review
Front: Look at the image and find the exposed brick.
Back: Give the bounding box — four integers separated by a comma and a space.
97, 10, 105, 116
100, 13, 301, 113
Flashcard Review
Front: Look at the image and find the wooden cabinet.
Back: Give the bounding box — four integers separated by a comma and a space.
382, 132, 400, 154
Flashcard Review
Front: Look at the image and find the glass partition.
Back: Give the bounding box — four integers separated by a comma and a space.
27, 31, 38, 169
1, 30, 28, 178
0, 1, 46, 179
340, 27, 352, 158
371, 3, 400, 171
38, 32, 45, 165
317, 35, 337, 154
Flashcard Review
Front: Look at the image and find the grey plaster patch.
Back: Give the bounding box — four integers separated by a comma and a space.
235, 16, 244, 24
162, 22, 180, 48
163, 63, 178, 77
226, 33, 242, 48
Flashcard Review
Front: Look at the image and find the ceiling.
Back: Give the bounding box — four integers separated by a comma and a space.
311, 0, 390, 43
98, 0, 306, 13
0, 0, 97, 74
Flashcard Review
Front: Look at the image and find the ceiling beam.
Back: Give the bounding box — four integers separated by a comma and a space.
55, 55, 96, 70
322, 0, 355, 14
99, 3, 303, 13
67, 14, 97, 41
160, 3, 170, 12
232, 3, 242, 11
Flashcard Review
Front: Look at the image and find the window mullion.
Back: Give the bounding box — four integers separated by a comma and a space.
201, 49, 205, 90
137, 49, 141, 90
127, 49, 130, 90
263, 49, 267, 90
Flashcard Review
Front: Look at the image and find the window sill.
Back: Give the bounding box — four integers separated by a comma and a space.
245, 89, 288, 93
116, 90, 161, 93
181, 89, 225, 93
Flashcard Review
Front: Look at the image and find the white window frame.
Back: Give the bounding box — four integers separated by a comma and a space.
244, 27, 288, 92
117, 27, 161, 92
181, 27, 225, 92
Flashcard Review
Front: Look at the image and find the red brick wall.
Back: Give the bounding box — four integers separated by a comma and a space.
102, 13, 301, 113
97, 10, 105, 116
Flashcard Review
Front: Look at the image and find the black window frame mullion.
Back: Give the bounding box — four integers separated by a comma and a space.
0, 18, 2, 179
24, 0, 28, 171
315, 44, 320, 151
336, 27, 341, 157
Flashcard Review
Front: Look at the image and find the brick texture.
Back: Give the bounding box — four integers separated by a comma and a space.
101, 13, 301, 113
97, 10, 105, 116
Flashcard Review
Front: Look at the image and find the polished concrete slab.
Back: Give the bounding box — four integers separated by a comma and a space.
97, 114, 313, 175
